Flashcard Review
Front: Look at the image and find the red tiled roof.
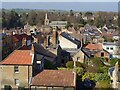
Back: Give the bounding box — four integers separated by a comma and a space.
1, 50, 32, 65
32, 70, 75, 87
85, 43, 102, 50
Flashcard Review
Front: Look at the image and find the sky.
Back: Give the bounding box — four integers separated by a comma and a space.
1, 0, 119, 2
1, 1, 119, 12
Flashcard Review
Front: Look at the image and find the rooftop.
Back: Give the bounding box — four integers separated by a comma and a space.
61, 32, 81, 46
32, 70, 75, 87
1, 50, 32, 65
103, 42, 119, 46
85, 43, 102, 50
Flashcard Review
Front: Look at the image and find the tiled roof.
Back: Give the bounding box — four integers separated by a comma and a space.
32, 70, 75, 87
85, 43, 102, 50
1, 50, 32, 65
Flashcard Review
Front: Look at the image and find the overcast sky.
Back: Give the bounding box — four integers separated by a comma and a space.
1, 1, 119, 12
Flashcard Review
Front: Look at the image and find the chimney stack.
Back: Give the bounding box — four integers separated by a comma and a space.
52, 28, 57, 47
22, 38, 27, 46
33, 36, 39, 44
43, 37, 47, 49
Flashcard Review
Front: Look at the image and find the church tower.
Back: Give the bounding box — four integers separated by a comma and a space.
44, 13, 49, 26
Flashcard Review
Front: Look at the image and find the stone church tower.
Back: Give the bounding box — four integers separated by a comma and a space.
44, 13, 49, 26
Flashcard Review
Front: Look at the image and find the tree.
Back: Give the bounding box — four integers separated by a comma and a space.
110, 58, 120, 67
65, 22, 73, 29
2, 10, 23, 29
28, 10, 37, 25
84, 12, 93, 16
70, 9, 74, 16
66, 61, 85, 69
98, 66, 109, 73
76, 67, 84, 77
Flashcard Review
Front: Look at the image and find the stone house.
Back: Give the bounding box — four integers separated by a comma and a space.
0, 43, 44, 88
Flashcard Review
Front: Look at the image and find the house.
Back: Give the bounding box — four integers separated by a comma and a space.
113, 35, 119, 40
102, 42, 119, 55
2, 34, 32, 59
72, 49, 85, 63
30, 70, 76, 90
49, 21, 67, 29
59, 32, 81, 49
84, 43, 110, 59
0, 41, 45, 88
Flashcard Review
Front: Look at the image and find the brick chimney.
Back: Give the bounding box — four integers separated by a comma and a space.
22, 38, 26, 46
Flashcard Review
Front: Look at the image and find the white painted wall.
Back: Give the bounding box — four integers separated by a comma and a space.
102, 44, 119, 55
59, 36, 77, 49
113, 55, 120, 59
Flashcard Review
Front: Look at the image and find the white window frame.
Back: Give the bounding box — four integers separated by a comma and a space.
14, 79, 19, 86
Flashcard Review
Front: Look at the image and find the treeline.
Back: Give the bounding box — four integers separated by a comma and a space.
2, 9, 118, 29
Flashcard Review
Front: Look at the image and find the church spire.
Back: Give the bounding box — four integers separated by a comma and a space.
44, 13, 49, 26
45, 13, 48, 19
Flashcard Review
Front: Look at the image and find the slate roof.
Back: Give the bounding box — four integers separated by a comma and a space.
32, 70, 75, 87
103, 42, 119, 46
61, 32, 81, 46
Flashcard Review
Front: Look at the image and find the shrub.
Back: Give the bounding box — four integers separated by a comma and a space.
76, 67, 84, 77
95, 73, 110, 82
110, 58, 120, 67
66, 61, 74, 68
97, 66, 109, 73
95, 81, 111, 88
66, 61, 85, 69
82, 72, 96, 81
90, 57, 104, 67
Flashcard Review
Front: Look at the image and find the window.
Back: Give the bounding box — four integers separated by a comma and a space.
77, 57, 80, 61
37, 61, 41, 64
14, 65, 19, 73
101, 52, 104, 57
47, 87, 53, 90
110, 47, 113, 50
106, 47, 109, 50
14, 79, 19, 86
